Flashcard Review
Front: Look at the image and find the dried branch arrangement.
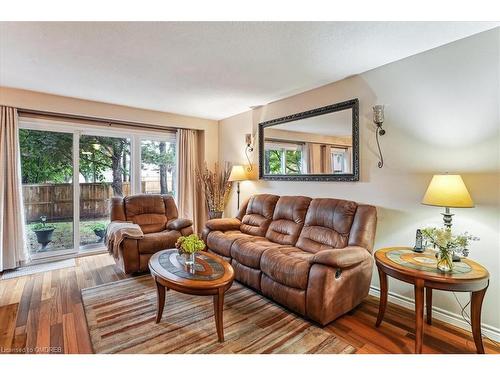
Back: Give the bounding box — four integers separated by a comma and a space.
196, 162, 232, 214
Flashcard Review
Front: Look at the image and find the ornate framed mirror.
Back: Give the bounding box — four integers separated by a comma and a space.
258, 98, 359, 181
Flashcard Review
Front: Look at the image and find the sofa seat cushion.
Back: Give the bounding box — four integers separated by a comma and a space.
137, 230, 181, 254
231, 238, 283, 269
206, 230, 256, 257
260, 246, 314, 290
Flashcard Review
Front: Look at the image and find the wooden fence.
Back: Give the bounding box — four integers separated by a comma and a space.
23, 182, 131, 223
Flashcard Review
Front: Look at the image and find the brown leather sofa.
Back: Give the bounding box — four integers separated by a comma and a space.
202, 194, 377, 325
110, 194, 193, 273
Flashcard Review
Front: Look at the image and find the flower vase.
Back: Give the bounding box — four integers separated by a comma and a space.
184, 252, 197, 274
437, 249, 453, 272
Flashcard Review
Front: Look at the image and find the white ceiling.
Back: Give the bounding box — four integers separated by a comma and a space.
273, 109, 352, 137
1, 22, 498, 120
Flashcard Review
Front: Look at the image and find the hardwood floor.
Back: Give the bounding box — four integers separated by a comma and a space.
0, 253, 498, 354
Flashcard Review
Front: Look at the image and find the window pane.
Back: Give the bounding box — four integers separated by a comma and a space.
285, 150, 302, 174
141, 139, 176, 196
79, 135, 131, 250
266, 149, 283, 174
20, 129, 74, 254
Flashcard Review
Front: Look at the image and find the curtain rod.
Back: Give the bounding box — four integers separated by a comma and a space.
17, 108, 183, 133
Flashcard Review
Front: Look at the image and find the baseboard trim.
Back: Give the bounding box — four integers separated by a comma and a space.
368, 285, 500, 343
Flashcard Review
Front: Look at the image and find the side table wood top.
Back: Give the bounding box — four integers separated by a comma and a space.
374, 246, 489, 354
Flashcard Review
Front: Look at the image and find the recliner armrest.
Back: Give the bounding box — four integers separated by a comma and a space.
310, 246, 371, 269
166, 218, 193, 230
205, 218, 241, 231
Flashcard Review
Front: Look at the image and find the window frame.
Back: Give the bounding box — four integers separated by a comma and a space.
19, 117, 177, 260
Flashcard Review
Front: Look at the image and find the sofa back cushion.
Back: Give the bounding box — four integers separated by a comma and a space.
348, 204, 377, 252
296, 198, 358, 253
241, 194, 279, 237
124, 194, 169, 234
265, 196, 311, 245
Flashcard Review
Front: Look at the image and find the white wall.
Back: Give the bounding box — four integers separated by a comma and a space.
219, 29, 500, 336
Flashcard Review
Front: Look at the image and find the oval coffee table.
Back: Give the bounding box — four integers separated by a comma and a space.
374, 247, 489, 354
149, 249, 235, 342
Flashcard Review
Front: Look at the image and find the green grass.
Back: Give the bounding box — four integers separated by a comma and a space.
27, 219, 109, 254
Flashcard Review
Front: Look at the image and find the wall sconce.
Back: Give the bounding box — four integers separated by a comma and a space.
373, 105, 386, 168
245, 133, 254, 171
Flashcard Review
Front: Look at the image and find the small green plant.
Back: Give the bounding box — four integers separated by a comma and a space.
90, 222, 106, 231
32, 222, 55, 231
175, 234, 205, 254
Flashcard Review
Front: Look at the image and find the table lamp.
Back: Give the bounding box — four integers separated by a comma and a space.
421, 174, 474, 260
228, 165, 249, 210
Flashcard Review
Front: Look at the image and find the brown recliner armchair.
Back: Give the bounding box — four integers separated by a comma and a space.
202, 194, 377, 326
110, 194, 193, 273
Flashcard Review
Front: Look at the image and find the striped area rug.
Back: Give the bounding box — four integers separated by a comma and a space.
82, 275, 355, 354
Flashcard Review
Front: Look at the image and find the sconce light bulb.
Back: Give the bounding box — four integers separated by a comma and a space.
373, 105, 385, 124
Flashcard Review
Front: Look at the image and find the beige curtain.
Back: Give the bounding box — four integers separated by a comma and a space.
307, 143, 322, 174
0, 106, 28, 271
321, 145, 332, 173
177, 129, 206, 234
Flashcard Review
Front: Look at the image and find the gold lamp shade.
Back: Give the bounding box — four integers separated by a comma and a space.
421, 174, 474, 208
228, 165, 248, 182
228, 165, 258, 182
228, 164, 257, 210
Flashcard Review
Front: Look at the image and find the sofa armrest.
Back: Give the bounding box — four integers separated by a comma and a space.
310, 246, 371, 269
205, 218, 241, 231
166, 218, 193, 231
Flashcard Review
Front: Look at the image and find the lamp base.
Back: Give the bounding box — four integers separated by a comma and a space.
441, 207, 454, 229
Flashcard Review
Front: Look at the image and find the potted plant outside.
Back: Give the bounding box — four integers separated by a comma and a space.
91, 222, 107, 242
32, 216, 55, 250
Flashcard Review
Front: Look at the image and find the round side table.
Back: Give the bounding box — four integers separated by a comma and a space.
149, 249, 235, 343
374, 247, 489, 354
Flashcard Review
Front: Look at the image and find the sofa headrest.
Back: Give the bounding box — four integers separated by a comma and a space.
241, 194, 279, 237
265, 196, 312, 245
245, 194, 279, 219
122, 194, 176, 234
296, 198, 358, 252
125, 194, 166, 217
304, 198, 358, 233
272, 196, 312, 224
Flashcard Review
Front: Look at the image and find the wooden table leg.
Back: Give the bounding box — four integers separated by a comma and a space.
425, 288, 432, 325
414, 279, 425, 354
375, 267, 388, 327
471, 287, 487, 354
155, 280, 166, 324
213, 288, 225, 342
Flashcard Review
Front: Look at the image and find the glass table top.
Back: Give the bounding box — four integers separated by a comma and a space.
157, 249, 225, 281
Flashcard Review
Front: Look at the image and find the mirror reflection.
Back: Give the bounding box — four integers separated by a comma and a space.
262, 108, 353, 176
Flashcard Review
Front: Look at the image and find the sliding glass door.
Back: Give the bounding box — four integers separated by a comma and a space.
79, 134, 131, 251
140, 135, 176, 197
19, 128, 75, 257
19, 119, 177, 260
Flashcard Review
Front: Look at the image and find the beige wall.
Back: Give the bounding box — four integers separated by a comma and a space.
219, 29, 500, 336
0, 87, 219, 165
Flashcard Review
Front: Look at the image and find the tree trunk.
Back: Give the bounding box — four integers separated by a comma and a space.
122, 151, 128, 182
111, 143, 124, 196
159, 142, 168, 194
